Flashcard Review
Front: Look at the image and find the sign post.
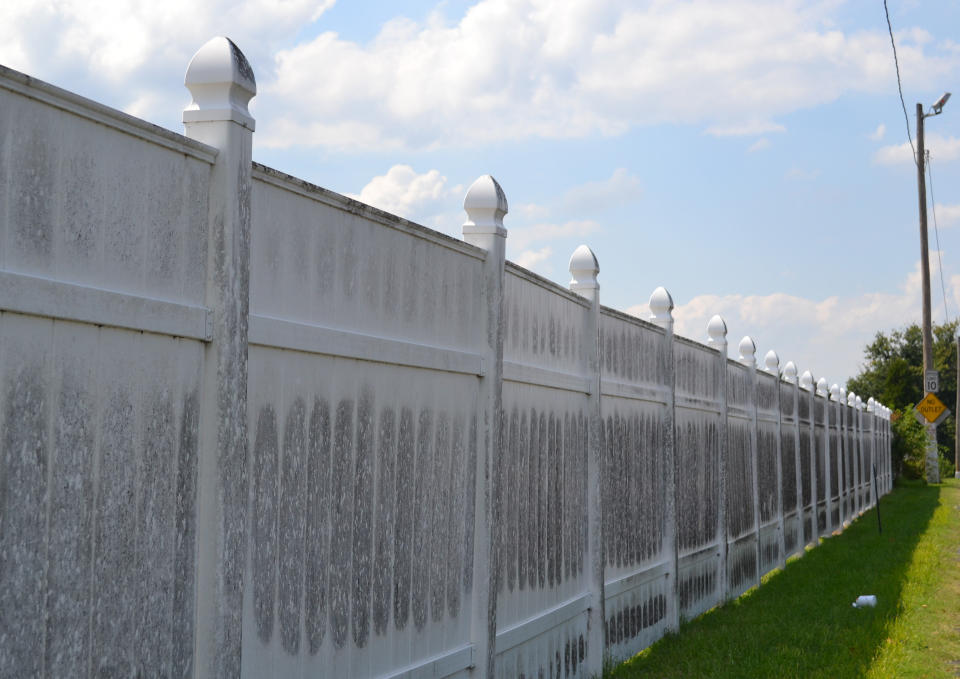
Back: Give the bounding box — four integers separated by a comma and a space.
914, 391, 950, 483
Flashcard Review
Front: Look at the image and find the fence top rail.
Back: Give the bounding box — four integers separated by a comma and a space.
599, 305, 664, 336
505, 260, 591, 308
252, 162, 487, 260
0, 64, 218, 164
674, 332, 718, 353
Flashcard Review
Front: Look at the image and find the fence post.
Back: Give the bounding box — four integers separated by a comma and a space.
884, 406, 892, 492
784, 363, 801, 553
831, 385, 847, 525
737, 336, 760, 587
763, 351, 786, 569
796, 370, 812, 542
649, 287, 678, 630
706, 315, 728, 601
461, 175, 508, 679
182, 37, 255, 679
569, 245, 605, 675
847, 392, 860, 516
800, 372, 817, 545
856, 396, 870, 512
867, 398, 876, 509
816, 378, 832, 534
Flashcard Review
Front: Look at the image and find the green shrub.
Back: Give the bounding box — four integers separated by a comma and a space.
891, 407, 928, 479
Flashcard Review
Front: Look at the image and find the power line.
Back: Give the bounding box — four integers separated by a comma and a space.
884, 0, 917, 166
927, 151, 950, 323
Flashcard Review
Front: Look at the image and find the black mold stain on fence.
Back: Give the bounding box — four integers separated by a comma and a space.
497, 403, 588, 595
603, 411, 666, 569
726, 420, 755, 538
757, 425, 778, 524
306, 398, 330, 654
679, 569, 717, 612
676, 416, 719, 554
606, 595, 667, 646
248, 384, 476, 655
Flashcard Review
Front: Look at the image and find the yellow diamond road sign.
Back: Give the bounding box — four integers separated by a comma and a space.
916, 392, 949, 424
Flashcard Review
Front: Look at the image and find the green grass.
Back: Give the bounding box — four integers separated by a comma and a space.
607, 479, 960, 679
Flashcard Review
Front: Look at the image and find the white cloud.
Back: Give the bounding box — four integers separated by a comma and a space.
869, 123, 886, 140
349, 164, 451, 216
259, 0, 960, 150
561, 168, 642, 213
625, 260, 940, 386
0, 0, 335, 81
514, 246, 553, 273
935, 203, 960, 226
4, 1, 959, 150
706, 120, 785, 137
508, 219, 601, 253
747, 138, 771, 152
874, 133, 960, 165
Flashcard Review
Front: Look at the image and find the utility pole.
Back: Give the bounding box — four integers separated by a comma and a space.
916, 93, 951, 483
917, 103, 933, 377
956, 329, 960, 477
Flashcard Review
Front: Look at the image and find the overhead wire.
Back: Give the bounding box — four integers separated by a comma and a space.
883, 0, 917, 167
926, 151, 950, 323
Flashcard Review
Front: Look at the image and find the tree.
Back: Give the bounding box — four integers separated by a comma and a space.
846, 320, 957, 479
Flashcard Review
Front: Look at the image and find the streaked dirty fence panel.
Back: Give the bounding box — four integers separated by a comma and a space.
600, 311, 672, 664
495, 270, 594, 679
244, 168, 486, 679
674, 338, 722, 622
0, 68, 211, 677
0, 53, 895, 679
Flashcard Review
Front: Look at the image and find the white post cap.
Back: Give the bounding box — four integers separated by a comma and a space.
867, 397, 875, 413
184, 37, 257, 129
569, 245, 599, 300
800, 369, 814, 391
816, 377, 829, 396
707, 314, 728, 347
463, 175, 508, 241
847, 391, 857, 407
763, 349, 779, 374
648, 286, 674, 327
856, 395, 864, 411
830, 384, 841, 401
783, 361, 798, 384
738, 336, 756, 367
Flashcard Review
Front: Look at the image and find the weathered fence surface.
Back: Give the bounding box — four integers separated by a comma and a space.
0, 38, 892, 679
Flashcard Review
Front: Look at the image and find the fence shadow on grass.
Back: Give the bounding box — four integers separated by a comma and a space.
608, 482, 941, 679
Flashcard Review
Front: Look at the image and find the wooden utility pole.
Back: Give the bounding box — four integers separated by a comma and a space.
917, 103, 934, 378
917, 103, 940, 483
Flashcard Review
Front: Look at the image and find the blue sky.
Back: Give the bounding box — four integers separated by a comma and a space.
3, 0, 959, 388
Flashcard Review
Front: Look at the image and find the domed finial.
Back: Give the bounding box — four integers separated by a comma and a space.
648, 286, 674, 327
184, 37, 257, 129
763, 349, 779, 374
738, 336, 756, 366
800, 369, 814, 391
783, 361, 798, 383
856, 395, 863, 411
847, 390, 856, 407
816, 377, 828, 396
867, 397, 875, 413
829, 384, 840, 401
463, 175, 508, 247
569, 245, 599, 300
707, 315, 728, 347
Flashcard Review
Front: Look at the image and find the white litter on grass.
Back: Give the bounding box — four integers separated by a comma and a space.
852, 595, 877, 608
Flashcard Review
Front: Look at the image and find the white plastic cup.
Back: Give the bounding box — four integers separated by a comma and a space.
852, 595, 877, 608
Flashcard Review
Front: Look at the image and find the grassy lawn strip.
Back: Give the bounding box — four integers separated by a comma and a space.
608, 479, 960, 679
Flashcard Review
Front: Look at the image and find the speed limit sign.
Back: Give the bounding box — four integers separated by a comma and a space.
925, 370, 939, 393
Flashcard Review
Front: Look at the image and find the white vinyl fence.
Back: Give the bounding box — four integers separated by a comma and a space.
0, 38, 892, 679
